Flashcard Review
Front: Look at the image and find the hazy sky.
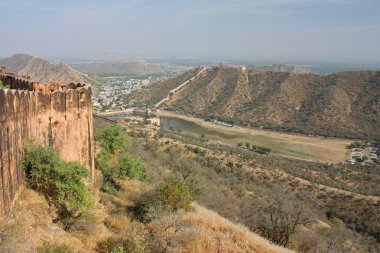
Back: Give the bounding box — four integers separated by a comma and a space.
1, 0, 380, 62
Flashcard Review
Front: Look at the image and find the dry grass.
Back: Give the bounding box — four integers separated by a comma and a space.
2, 182, 293, 253
99, 215, 149, 253
0, 189, 88, 253
0, 173, 112, 253
103, 214, 145, 236
148, 203, 293, 253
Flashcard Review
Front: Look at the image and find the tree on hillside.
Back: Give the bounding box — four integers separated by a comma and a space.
95, 125, 130, 154
257, 201, 310, 247
243, 198, 310, 247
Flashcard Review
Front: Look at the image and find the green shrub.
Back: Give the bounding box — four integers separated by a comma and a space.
193, 146, 203, 154
95, 126, 147, 193
156, 180, 196, 212
97, 236, 145, 253
347, 141, 368, 149
0, 80, 9, 89
101, 180, 119, 194
95, 125, 145, 186
256, 146, 271, 154
100, 153, 147, 181
133, 179, 198, 222
330, 217, 345, 229
114, 154, 147, 180
111, 246, 126, 253
98, 152, 147, 193
95, 125, 130, 154
22, 144, 93, 211
95, 150, 112, 173
37, 243, 76, 253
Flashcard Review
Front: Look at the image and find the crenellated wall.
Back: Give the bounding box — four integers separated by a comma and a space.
0, 67, 95, 219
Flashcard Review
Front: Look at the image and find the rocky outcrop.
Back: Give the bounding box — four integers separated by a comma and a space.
0, 66, 94, 219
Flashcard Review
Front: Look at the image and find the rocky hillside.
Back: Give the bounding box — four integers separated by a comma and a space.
0, 53, 34, 72
0, 54, 88, 84
127, 65, 380, 139
124, 67, 202, 106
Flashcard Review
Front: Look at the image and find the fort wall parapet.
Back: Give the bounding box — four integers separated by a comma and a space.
0, 66, 95, 219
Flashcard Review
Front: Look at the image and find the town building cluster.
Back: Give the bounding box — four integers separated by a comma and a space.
93, 76, 155, 111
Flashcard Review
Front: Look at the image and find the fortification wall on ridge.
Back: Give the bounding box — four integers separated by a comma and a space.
0, 66, 95, 219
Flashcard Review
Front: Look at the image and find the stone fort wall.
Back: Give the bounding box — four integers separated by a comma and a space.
0, 66, 95, 219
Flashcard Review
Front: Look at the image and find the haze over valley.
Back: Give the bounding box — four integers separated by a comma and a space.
1, 1, 380, 253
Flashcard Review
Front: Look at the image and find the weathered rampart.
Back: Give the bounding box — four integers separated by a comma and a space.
0, 66, 95, 219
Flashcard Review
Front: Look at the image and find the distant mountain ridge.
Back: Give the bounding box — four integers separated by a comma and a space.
249, 64, 311, 74
92, 52, 145, 63
0, 54, 34, 72
71, 62, 171, 76
126, 65, 380, 139
0, 54, 88, 84
69, 52, 175, 77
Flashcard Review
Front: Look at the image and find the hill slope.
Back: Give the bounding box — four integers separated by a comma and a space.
124, 67, 202, 106
127, 65, 380, 139
0, 54, 88, 84
0, 179, 291, 253
0, 53, 34, 72
149, 203, 293, 253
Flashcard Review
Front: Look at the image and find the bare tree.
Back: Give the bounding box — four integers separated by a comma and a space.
257, 201, 310, 247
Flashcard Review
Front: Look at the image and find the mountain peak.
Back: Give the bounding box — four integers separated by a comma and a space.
0, 53, 34, 72
0, 54, 87, 84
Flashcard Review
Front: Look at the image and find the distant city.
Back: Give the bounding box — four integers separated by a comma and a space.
93, 76, 158, 111
92, 69, 184, 112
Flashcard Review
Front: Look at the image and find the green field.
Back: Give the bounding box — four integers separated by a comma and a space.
157, 111, 351, 163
